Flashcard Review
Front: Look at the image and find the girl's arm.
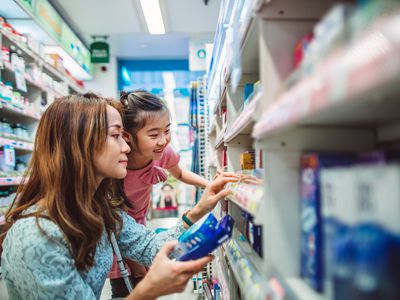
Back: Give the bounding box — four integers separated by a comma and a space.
168, 164, 209, 188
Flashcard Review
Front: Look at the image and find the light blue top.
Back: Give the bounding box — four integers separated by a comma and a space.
1, 208, 185, 299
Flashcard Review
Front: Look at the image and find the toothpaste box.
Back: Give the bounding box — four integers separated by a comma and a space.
300, 153, 354, 292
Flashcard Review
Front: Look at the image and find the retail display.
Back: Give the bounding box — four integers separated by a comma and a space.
205, 0, 400, 299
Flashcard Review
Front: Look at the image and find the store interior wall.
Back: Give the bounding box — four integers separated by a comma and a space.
85, 55, 118, 98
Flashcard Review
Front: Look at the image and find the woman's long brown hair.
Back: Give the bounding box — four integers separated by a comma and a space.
0, 93, 124, 271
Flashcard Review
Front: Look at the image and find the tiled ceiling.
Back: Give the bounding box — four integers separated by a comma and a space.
50, 0, 220, 59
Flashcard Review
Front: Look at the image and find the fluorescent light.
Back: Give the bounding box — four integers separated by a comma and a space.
140, 0, 165, 34
45, 46, 92, 81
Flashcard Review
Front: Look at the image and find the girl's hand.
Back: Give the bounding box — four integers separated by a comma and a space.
188, 172, 240, 222
128, 241, 213, 300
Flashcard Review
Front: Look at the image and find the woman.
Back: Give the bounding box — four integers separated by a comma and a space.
0, 93, 238, 299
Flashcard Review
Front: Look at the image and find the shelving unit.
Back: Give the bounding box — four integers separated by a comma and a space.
0, 17, 87, 223
206, 1, 400, 300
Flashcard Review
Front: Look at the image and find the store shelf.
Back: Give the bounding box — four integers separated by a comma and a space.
1, 29, 39, 62
225, 178, 263, 216
225, 92, 261, 143
209, 119, 216, 135
2, 61, 65, 97
214, 248, 231, 300
0, 99, 41, 120
253, 13, 400, 140
0, 176, 24, 186
213, 87, 227, 114
1, 31, 84, 95
215, 129, 225, 149
224, 228, 269, 300
203, 282, 214, 300
0, 137, 34, 151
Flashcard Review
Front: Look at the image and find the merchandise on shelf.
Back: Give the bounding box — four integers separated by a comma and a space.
242, 211, 263, 257
244, 83, 254, 102
300, 153, 355, 292
240, 150, 255, 170
321, 164, 400, 300
1, 82, 13, 101
293, 33, 313, 68
0, 145, 16, 173
226, 170, 264, 215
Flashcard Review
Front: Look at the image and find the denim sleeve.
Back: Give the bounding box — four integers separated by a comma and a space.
1, 217, 97, 300
117, 210, 186, 266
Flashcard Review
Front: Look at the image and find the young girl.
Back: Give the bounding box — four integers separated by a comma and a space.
0, 93, 238, 299
109, 90, 210, 297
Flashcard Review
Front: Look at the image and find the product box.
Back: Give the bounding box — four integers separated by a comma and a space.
352, 165, 400, 299
320, 167, 358, 298
172, 213, 234, 261
240, 150, 255, 170
300, 153, 354, 292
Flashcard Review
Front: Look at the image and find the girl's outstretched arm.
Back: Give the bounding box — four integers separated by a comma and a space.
168, 164, 209, 188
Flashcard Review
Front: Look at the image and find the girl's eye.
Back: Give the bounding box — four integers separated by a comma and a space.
150, 135, 158, 138
165, 129, 170, 134
112, 134, 121, 139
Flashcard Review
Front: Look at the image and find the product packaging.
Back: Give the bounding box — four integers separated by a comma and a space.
171, 213, 234, 261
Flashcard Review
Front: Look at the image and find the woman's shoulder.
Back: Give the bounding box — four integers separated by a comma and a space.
5, 215, 67, 248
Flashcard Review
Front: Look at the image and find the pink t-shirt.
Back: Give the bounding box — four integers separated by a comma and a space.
123, 145, 180, 225
108, 145, 180, 279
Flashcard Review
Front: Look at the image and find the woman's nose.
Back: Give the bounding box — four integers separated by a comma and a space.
121, 138, 131, 153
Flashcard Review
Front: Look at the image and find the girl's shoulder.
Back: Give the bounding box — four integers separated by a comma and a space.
157, 145, 180, 169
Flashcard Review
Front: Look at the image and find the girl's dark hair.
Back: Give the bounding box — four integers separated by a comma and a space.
120, 90, 169, 152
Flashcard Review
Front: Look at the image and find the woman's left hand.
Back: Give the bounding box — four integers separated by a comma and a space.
187, 172, 239, 223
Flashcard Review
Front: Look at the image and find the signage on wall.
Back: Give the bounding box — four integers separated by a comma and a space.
189, 37, 213, 71
90, 39, 110, 63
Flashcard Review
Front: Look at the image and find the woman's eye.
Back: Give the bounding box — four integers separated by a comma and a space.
112, 134, 121, 139
165, 129, 170, 134
150, 135, 158, 138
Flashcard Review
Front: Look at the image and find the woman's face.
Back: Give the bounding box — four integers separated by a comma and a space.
135, 111, 171, 161
94, 105, 131, 182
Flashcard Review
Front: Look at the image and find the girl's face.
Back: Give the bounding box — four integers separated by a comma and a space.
135, 111, 171, 161
94, 105, 131, 182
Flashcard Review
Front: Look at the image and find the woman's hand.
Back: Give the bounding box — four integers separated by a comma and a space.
187, 172, 240, 223
127, 241, 213, 300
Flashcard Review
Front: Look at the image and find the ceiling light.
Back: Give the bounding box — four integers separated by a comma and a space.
140, 0, 165, 34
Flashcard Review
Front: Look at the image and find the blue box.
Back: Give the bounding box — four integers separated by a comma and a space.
300, 153, 354, 292
172, 213, 234, 261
